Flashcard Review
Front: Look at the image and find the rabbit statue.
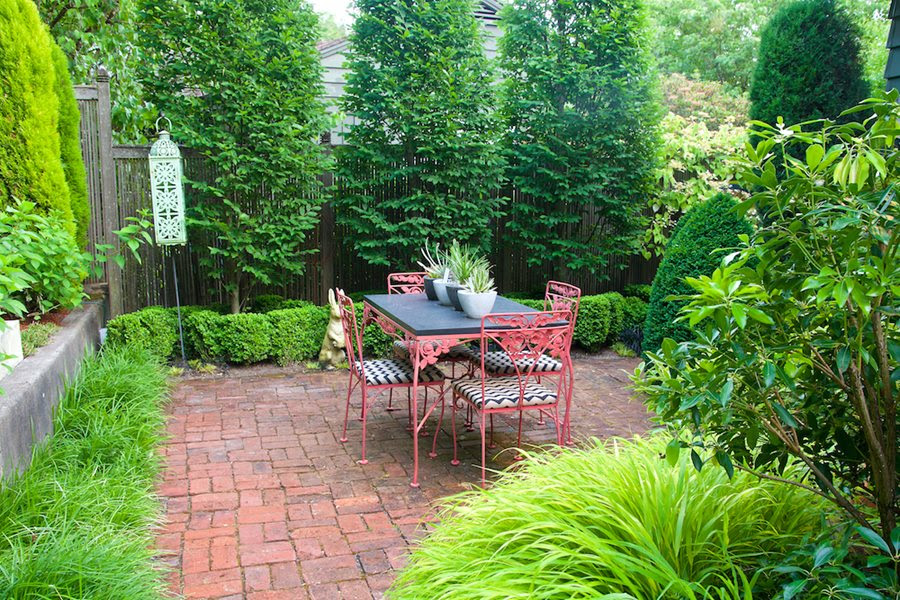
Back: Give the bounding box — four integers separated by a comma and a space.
318, 288, 346, 369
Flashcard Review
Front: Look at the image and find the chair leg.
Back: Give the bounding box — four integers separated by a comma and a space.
450, 392, 460, 466
359, 387, 369, 465
429, 387, 444, 458
340, 378, 354, 443
386, 388, 399, 411
514, 410, 525, 461
480, 411, 488, 488
406, 388, 414, 431
554, 408, 562, 446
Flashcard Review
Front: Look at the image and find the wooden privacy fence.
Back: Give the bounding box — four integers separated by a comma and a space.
75, 76, 657, 317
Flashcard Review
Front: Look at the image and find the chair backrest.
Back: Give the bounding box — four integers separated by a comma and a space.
544, 281, 582, 331
387, 272, 426, 294
335, 289, 364, 371
479, 310, 573, 404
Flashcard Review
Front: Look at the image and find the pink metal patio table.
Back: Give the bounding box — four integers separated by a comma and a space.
362, 292, 570, 487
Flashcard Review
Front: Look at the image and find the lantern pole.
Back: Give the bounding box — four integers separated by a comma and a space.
170, 249, 187, 363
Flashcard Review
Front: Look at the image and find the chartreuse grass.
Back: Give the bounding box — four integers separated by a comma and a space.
0, 345, 170, 599
389, 437, 826, 600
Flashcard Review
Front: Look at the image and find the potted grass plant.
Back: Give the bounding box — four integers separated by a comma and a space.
459, 263, 497, 320
446, 241, 482, 311
417, 242, 446, 301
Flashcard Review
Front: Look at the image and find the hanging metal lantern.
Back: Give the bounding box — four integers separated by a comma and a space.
148, 118, 187, 246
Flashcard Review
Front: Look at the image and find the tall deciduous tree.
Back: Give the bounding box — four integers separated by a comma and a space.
137, 0, 331, 313
498, 0, 660, 280
336, 0, 505, 267
750, 0, 869, 127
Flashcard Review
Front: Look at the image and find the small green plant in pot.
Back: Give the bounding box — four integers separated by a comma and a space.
459, 263, 497, 320
417, 241, 446, 301
446, 240, 481, 311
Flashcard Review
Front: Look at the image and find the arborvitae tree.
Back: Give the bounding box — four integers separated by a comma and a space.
336, 0, 505, 267
52, 44, 89, 247
0, 0, 74, 235
750, 0, 868, 126
137, 0, 331, 313
498, 0, 660, 280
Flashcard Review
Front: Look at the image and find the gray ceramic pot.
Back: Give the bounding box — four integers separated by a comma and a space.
423, 277, 438, 301
446, 283, 465, 311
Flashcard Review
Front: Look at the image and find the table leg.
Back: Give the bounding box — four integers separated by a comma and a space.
410, 343, 421, 488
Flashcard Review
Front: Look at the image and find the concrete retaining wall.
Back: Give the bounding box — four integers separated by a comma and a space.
0, 302, 102, 479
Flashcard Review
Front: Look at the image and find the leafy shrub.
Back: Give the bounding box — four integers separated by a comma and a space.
106, 306, 177, 359
51, 44, 89, 247
21, 322, 58, 357
0, 0, 75, 234
573, 295, 612, 352
623, 284, 652, 302
268, 306, 328, 365
213, 313, 272, 364
249, 294, 285, 314
183, 309, 224, 362
749, 0, 868, 127
643, 192, 752, 352
513, 298, 544, 310
390, 436, 825, 599
601, 292, 625, 344
276, 299, 313, 311
0, 345, 169, 598
621, 296, 648, 331
0, 201, 87, 315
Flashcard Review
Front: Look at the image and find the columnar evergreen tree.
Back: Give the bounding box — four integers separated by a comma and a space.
136, 0, 331, 313
499, 0, 660, 280
0, 0, 74, 235
336, 0, 505, 267
750, 0, 868, 126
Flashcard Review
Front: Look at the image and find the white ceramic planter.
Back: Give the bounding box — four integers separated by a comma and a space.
459, 290, 497, 320
434, 279, 453, 306
0, 319, 23, 380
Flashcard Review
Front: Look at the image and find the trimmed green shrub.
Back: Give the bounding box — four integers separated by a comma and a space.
183, 309, 224, 362
275, 299, 313, 311
213, 313, 272, 364
601, 292, 625, 344
354, 305, 392, 359
514, 298, 544, 311
249, 294, 285, 314
0, 0, 74, 234
573, 295, 612, 352
624, 284, 652, 302
106, 306, 177, 359
621, 296, 648, 331
749, 0, 868, 127
643, 193, 753, 352
390, 436, 826, 599
51, 44, 89, 248
268, 306, 329, 366
0, 345, 169, 598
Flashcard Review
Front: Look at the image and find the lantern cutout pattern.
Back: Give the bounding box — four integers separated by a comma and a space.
148, 128, 187, 245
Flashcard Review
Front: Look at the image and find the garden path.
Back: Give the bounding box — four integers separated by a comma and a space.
156, 353, 651, 599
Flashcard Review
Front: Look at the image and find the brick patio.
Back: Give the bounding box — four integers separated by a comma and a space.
157, 353, 651, 599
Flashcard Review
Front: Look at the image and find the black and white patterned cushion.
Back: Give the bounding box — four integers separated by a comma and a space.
355, 359, 444, 386
471, 351, 563, 375
451, 377, 558, 409
392, 340, 474, 361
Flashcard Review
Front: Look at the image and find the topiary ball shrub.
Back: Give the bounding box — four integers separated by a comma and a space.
749, 0, 868, 128
623, 283, 651, 302
643, 193, 752, 353
389, 437, 825, 599
183, 309, 225, 362
106, 306, 177, 359
268, 306, 329, 365
215, 313, 272, 364
621, 296, 648, 331
601, 292, 625, 344
573, 295, 612, 352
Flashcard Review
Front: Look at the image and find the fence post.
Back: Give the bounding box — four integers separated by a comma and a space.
96, 67, 123, 317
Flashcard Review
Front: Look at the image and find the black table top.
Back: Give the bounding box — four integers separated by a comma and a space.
363, 293, 564, 337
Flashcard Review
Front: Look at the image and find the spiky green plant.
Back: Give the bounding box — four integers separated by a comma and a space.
464, 263, 495, 294
447, 240, 488, 285
417, 241, 447, 279
389, 436, 826, 600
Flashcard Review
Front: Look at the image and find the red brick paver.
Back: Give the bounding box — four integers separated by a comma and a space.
157, 353, 651, 599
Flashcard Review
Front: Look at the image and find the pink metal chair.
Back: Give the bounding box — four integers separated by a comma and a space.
450, 310, 574, 487
467, 281, 581, 442
337, 290, 446, 465
387, 272, 426, 294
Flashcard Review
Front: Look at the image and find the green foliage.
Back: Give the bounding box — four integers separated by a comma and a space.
268, 306, 328, 366
355, 305, 393, 359
390, 436, 825, 599
0, 0, 74, 234
621, 296, 648, 332
278, 299, 314, 311
624, 284, 652, 302
137, 0, 331, 313
635, 93, 900, 560
0, 345, 169, 598
645, 77, 748, 258
249, 294, 286, 314
106, 306, 177, 359
21, 322, 58, 357
643, 193, 752, 353
183, 309, 223, 362
51, 44, 89, 247
602, 292, 626, 344
499, 0, 660, 280
573, 295, 612, 352
336, 0, 505, 267
611, 341, 637, 357
0, 201, 88, 316
749, 0, 868, 128
215, 313, 272, 364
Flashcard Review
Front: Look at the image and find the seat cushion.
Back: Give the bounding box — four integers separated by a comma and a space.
355, 359, 444, 386
393, 340, 474, 361
452, 377, 558, 409
472, 351, 563, 375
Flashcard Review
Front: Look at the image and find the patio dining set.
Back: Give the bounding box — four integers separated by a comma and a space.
336, 275, 581, 488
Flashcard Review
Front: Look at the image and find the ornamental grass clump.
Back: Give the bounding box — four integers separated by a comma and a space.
389, 437, 824, 600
